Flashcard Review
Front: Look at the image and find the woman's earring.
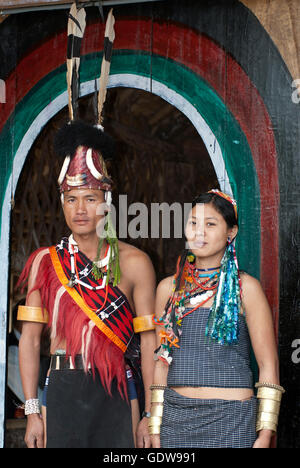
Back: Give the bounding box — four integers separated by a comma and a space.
187, 252, 196, 264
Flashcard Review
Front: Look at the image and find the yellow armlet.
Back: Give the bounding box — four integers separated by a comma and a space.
133, 314, 155, 333
17, 305, 49, 324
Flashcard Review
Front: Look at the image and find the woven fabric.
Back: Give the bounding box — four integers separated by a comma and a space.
167, 307, 253, 388
161, 388, 257, 448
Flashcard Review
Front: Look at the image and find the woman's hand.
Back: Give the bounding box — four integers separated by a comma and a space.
136, 417, 151, 448
252, 430, 273, 448
150, 434, 161, 448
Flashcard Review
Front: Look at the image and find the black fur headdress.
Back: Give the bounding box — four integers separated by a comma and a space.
54, 120, 115, 161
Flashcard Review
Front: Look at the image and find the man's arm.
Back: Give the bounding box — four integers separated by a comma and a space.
19, 282, 45, 448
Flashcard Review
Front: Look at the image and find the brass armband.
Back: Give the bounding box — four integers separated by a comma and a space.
148, 415, 163, 435
149, 386, 165, 435
151, 388, 165, 403
133, 314, 155, 333
255, 382, 285, 434
151, 405, 164, 417
17, 305, 49, 324
148, 420, 161, 435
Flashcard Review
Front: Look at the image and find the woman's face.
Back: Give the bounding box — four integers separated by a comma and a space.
185, 202, 238, 261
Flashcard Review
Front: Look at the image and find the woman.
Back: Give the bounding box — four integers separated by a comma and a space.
149, 190, 284, 448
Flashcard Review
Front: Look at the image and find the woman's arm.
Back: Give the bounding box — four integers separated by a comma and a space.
131, 252, 157, 448
150, 276, 173, 448
241, 273, 280, 448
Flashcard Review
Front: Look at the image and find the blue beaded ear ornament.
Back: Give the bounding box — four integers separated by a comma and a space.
205, 237, 241, 345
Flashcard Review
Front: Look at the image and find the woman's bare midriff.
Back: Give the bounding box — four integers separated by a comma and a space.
171, 386, 254, 401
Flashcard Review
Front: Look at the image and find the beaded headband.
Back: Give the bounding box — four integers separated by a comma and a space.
208, 189, 238, 220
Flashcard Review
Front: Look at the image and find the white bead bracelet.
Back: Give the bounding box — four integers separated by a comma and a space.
24, 398, 40, 416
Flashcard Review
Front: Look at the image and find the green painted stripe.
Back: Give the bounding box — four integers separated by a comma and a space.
0, 51, 260, 276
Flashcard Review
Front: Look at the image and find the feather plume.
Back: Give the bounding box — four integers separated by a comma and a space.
67, 3, 86, 121
98, 8, 115, 125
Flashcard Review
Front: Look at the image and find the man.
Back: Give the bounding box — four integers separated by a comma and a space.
17, 120, 156, 448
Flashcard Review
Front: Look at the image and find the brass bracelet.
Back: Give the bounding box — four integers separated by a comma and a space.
150, 384, 167, 390
148, 416, 162, 435
257, 399, 281, 414
151, 389, 165, 403
256, 421, 277, 433
148, 425, 161, 435
255, 382, 285, 393
257, 387, 283, 402
257, 411, 278, 424
148, 416, 162, 426
255, 383, 284, 434
151, 404, 164, 418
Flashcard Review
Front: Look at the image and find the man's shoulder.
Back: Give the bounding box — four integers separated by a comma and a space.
32, 246, 51, 254
119, 240, 150, 262
27, 246, 51, 264
118, 241, 155, 276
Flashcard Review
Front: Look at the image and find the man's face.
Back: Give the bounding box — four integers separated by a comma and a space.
63, 189, 106, 237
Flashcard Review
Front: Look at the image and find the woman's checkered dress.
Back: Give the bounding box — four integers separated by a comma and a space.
161, 307, 257, 448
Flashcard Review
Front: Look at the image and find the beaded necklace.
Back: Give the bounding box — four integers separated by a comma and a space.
154, 260, 220, 364
172, 264, 219, 314
66, 235, 110, 312
196, 266, 220, 272
67, 235, 110, 291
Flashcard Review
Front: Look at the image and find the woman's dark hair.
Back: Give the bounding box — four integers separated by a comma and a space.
173, 192, 238, 292
192, 192, 238, 228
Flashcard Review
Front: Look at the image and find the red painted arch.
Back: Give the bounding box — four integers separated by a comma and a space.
0, 18, 279, 332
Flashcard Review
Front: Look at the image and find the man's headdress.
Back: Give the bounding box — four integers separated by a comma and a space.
55, 120, 114, 194
55, 3, 119, 284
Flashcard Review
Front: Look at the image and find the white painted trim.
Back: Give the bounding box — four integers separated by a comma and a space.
84, 75, 232, 193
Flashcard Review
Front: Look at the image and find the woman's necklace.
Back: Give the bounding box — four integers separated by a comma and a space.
171, 263, 220, 321
196, 266, 221, 272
